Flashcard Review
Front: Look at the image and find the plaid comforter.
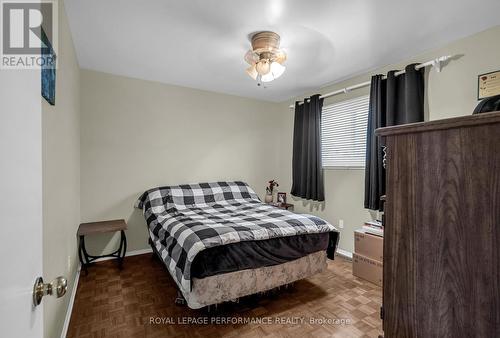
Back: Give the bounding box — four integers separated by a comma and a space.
136, 181, 337, 293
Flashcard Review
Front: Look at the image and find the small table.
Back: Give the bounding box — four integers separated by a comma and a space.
77, 219, 127, 275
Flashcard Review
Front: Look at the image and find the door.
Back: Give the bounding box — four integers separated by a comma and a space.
0, 69, 44, 337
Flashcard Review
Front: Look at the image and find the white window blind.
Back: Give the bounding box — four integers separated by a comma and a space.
321, 95, 369, 168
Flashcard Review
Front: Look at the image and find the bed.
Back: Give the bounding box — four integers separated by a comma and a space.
136, 181, 339, 309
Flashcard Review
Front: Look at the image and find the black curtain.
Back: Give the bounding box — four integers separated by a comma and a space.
364, 64, 424, 210
291, 94, 325, 201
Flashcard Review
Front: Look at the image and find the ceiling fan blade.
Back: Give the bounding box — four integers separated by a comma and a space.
274, 50, 287, 64
244, 50, 258, 65
246, 65, 258, 80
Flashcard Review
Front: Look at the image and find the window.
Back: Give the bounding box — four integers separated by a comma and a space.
321, 95, 369, 168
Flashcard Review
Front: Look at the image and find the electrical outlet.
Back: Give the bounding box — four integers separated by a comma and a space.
338, 219, 344, 229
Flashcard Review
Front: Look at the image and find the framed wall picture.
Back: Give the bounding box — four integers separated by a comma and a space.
478, 70, 500, 100
41, 27, 56, 105
277, 192, 287, 205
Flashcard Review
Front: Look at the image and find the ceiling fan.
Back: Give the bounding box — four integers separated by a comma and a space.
244, 31, 286, 85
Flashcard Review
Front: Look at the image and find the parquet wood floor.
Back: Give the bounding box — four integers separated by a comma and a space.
67, 254, 382, 338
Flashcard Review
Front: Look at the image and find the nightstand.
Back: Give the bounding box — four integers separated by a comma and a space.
77, 219, 127, 275
271, 203, 294, 211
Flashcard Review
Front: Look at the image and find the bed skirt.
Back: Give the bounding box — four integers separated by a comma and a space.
184, 251, 327, 309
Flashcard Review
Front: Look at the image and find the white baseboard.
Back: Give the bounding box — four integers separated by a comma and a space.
125, 247, 153, 256
89, 247, 153, 263
60, 264, 80, 338
336, 248, 353, 260
60, 247, 153, 338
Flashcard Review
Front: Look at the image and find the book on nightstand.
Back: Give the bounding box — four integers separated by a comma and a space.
362, 220, 383, 237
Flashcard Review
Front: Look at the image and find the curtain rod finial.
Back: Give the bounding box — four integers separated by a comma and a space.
432, 55, 453, 73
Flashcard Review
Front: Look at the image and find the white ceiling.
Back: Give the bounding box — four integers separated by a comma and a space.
65, 0, 500, 102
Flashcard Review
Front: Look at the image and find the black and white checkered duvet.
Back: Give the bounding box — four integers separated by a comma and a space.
136, 181, 337, 293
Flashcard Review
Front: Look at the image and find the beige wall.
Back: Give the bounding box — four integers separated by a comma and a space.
278, 25, 500, 253
80, 70, 282, 254
80, 25, 500, 257
42, 1, 81, 337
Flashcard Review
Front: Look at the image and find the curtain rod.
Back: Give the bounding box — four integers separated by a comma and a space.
289, 55, 455, 108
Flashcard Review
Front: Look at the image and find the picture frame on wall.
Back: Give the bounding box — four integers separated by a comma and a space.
41, 27, 56, 105
478, 70, 500, 100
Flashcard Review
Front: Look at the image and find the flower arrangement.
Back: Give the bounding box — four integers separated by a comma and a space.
266, 179, 279, 195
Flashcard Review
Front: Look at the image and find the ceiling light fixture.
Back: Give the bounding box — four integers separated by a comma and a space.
244, 31, 286, 86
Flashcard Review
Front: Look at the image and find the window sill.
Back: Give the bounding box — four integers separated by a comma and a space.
323, 166, 365, 170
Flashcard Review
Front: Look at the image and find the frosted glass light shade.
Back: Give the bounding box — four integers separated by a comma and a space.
261, 61, 286, 82
255, 60, 271, 75
271, 61, 285, 78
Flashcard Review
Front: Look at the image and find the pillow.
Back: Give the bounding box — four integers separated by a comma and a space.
135, 181, 260, 211
135, 186, 171, 210
168, 181, 259, 207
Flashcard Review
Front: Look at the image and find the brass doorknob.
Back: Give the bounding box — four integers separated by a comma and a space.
33, 276, 68, 306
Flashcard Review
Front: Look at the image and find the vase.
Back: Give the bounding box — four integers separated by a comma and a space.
264, 193, 273, 203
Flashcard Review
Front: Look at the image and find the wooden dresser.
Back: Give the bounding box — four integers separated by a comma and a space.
376, 111, 500, 337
